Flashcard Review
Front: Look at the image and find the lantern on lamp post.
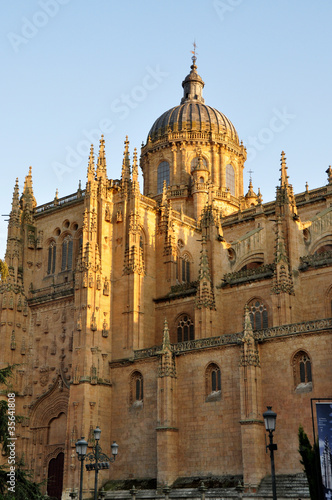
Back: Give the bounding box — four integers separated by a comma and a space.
263, 406, 277, 500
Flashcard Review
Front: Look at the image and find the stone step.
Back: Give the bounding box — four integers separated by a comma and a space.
257, 473, 310, 498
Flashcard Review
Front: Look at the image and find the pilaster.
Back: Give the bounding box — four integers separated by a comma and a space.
156, 319, 178, 487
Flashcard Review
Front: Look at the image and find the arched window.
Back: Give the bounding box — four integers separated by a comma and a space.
130, 371, 144, 406
177, 315, 194, 343
182, 254, 191, 283
205, 363, 221, 401
176, 253, 191, 283
226, 164, 235, 196
61, 236, 73, 271
248, 299, 268, 330
157, 161, 170, 194
292, 351, 312, 392
47, 241, 56, 275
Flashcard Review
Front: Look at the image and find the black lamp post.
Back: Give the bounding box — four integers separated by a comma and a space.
263, 406, 277, 500
76, 427, 118, 500
75, 437, 88, 500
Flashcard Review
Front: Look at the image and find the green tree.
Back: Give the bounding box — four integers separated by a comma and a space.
298, 425, 323, 500
0, 365, 50, 499
0, 261, 8, 282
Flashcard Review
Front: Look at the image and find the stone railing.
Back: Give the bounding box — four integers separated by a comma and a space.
140, 195, 157, 208
220, 263, 275, 287
28, 280, 74, 305
35, 190, 85, 214
299, 251, 332, 270
255, 317, 332, 342
133, 317, 332, 360
170, 281, 198, 295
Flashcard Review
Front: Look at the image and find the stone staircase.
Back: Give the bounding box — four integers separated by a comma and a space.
256, 473, 310, 498
101, 474, 310, 500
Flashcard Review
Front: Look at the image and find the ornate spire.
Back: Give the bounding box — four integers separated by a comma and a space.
271, 217, 295, 295
20, 167, 36, 213
240, 305, 260, 367
161, 180, 168, 206
96, 135, 107, 179
181, 44, 205, 104
131, 148, 140, 196
275, 151, 297, 217
121, 136, 131, 195
9, 178, 20, 226
245, 178, 256, 198
195, 235, 216, 310
162, 318, 170, 351
132, 148, 138, 183
158, 318, 176, 378
87, 144, 95, 181
280, 151, 289, 188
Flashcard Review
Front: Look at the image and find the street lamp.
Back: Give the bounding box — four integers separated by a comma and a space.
75, 437, 88, 500
263, 406, 277, 500
76, 427, 118, 500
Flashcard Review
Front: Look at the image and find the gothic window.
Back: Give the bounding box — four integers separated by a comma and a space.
248, 299, 268, 330
226, 164, 235, 196
157, 161, 170, 193
176, 253, 191, 283
130, 371, 144, 406
61, 236, 73, 271
181, 255, 190, 283
293, 351, 312, 392
47, 241, 56, 275
205, 363, 221, 401
177, 315, 194, 343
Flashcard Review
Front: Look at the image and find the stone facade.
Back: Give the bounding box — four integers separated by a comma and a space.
0, 56, 331, 499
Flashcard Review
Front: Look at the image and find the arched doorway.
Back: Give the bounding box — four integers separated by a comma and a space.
47, 452, 64, 500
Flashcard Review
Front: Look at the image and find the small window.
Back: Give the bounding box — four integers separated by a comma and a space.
248, 299, 268, 330
177, 315, 194, 343
178, 253, 191, 283
182, 259, 190, 283
293, 351, 312, 392
47, 242, 56, 275
130, 371, 144, 406
205, 363, 221, 401
226, 164, 235, 196
61, 237, 73, 271
157, 161, 170, 194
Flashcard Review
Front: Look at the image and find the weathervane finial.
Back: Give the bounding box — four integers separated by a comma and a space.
191, 40, 198, 66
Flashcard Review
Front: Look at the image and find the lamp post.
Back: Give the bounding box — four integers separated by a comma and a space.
75, 437, 88, 500
263, 406, 277, 500
76, 427, 118, 500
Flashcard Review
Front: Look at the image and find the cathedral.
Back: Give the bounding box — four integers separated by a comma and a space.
1, 54, 331, 499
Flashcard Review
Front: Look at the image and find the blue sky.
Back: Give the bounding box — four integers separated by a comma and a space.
1, 0, 332, 258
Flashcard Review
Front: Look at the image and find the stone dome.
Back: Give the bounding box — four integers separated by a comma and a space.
147, 56, 239, 144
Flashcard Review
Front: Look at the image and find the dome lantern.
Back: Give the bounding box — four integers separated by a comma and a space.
181, 54, 205, 104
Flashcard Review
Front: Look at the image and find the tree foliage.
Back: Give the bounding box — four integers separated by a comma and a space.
298, 425, 323, 500
0, 261, 8, 282
0, 365, 50, 499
